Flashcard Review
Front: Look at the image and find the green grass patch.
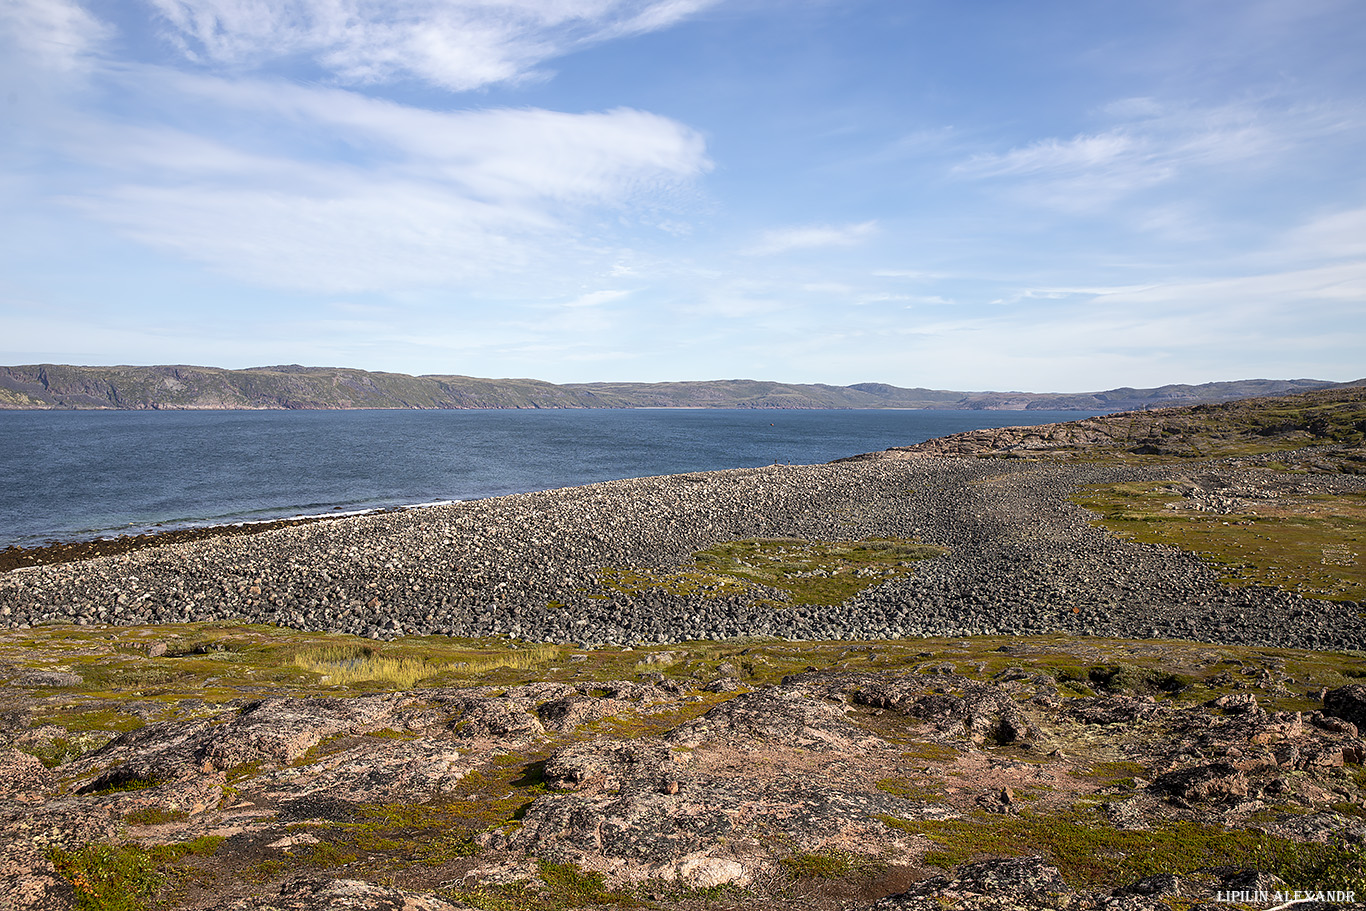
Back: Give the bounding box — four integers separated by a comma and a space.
1071, 761, 1148, 787
1075, 482, 1366, 601
780, 850, 860, 879
49, 837, 223, 911
291, 644, 444, 688
875, 776, 943, 801
18, 735, 96, 769
537, 859, 644, 906
123, 806, 188, 826
598, 537, 946, 607
440, 859, 644, 910
877, 807, 1366, 892
87, 777, 160, 796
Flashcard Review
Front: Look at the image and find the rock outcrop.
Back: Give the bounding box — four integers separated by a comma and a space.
4, 663, 1364, 909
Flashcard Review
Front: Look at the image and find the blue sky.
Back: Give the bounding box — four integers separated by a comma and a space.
2, 0, 1363, 391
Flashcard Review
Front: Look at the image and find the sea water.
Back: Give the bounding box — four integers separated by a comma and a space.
0, 408, 1101, 548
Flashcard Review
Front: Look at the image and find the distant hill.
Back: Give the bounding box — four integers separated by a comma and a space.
0, 363, 1356, 412
846, 383, 1366, 463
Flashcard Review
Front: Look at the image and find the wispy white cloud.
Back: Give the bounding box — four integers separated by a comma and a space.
961, 131, 1139, 179
164, 72, 713, 200
745, 220, 877, 256
954, 100, 1347, 213
1278, 207, 1366, 262
563, 289, 632, 308
0, 0, 109, 72
53, 72, 710, 293
872, 269, 946, 280
145, 0, 722, 91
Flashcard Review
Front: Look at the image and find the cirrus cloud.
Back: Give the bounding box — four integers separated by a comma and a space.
146, 0, 721, 90
744, 220, 878, 256
52, 70, 711, 293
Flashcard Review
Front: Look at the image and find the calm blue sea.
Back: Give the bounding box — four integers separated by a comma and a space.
0, 408, 1101, 549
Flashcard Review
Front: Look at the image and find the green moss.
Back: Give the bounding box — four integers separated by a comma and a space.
598, 536, 946, 608
88, 777, 159, 796
1075, 482, 1366, 601
900, 742, 960, 762
1077, 664, 1192, 696
223, 760, 262, 782
779, 850, 856, 879
364, 727, 417, 740
440, 859, 644, 910
33, 707, 146, 734
593, 691, 736, 740
18, 736, 91, 769
877, 808, 1366, 892
123, 806, 188, 826
875, 777, 943, 801
299, 841, 359, 869
305, 755, 553, 877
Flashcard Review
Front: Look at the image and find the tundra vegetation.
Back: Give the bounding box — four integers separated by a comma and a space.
2, 384, 1366, 910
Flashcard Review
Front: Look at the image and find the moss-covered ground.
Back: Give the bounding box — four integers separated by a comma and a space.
1075, 481, 1366, 601
8, 622, 1366, 910
8, 621, 1365, 749
596, 536, 946, 607
877, 808, 1366, 894
6, 384, 1366, 910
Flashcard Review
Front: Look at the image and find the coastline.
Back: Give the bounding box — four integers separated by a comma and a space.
0, 499, 467, 573
3, 454, 1363, 651
0, 512, 353, 574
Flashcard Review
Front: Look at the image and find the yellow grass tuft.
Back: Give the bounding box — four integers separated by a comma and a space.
292, 645, 441, 688
291, 642, 563, 687
450, 644, 561, 676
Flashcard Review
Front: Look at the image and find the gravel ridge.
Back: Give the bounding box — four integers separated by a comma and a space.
1, 456, 1362, 649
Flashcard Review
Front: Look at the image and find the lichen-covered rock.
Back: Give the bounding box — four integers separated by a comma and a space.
666, 680, 874, 751
72, 694, 411, 794
872, 857, 1073, 910
1151, 762, 1249, 803
0, 748, 57, 804
210, 876, 465, 910
542, 739, 679, 792
0, 842, 74, 911
852, 672, 1042, 746
444, 697, 545, 740
1065, 696, 1165, 727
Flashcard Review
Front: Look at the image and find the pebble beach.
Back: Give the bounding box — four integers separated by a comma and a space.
2, 454, 1363, 650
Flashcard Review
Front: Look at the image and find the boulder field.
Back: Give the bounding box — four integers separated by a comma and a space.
2, 455, 1363, 650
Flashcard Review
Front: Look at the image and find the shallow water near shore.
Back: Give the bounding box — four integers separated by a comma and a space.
0, 407, 1099, 548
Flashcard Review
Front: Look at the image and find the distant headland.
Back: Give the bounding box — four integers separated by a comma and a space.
0, 363, 1358, 412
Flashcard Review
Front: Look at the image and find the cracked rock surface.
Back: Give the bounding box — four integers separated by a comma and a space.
4, 661, 1364, 910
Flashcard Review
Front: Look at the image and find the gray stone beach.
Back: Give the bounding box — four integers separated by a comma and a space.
3, 454, 1362, 650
